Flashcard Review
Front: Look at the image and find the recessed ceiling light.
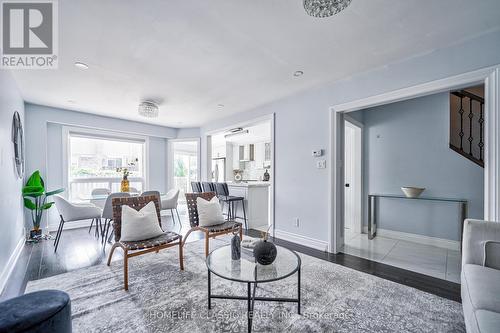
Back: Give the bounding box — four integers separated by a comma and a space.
293, 70, 304, 77
217, 104, 225, 108
74, 61, 89, 69
67, 99, 76, 103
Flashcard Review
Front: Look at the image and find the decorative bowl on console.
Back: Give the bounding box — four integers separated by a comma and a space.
401, 186, 425, 198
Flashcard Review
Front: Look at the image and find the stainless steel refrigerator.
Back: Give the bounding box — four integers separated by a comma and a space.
211, 158, 226, 182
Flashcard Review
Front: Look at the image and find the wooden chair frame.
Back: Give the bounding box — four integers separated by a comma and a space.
184, 192, 242, 257
106, 195, 184, 290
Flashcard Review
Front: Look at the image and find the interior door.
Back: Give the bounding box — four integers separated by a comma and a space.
344, 124, 355, 230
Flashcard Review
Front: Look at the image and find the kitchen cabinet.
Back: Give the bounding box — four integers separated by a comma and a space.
254, 143, 264, 167
239, 144, 254, 161
227, 182, 270, 229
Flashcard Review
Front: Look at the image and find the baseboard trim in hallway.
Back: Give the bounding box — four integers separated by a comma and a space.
273, 229, 329, 252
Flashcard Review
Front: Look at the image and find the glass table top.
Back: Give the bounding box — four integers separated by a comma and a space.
206, 244, 301, 283
79, 192, 163, 201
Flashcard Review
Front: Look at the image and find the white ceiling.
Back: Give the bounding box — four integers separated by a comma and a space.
11, 0, 500, 128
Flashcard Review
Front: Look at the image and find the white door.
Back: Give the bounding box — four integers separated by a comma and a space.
344, 124, 355, 230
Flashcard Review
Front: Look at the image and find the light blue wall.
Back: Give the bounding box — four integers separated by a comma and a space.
200, 29, 500, 243
353, 93, 483, 241
0, 71, 25, 292
177, 127, 200, 138
25, 103, 177, 230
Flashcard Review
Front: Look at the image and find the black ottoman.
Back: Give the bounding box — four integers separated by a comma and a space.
0, 290, 71, 333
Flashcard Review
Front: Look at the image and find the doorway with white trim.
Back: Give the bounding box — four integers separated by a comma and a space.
330, 67, 500, 283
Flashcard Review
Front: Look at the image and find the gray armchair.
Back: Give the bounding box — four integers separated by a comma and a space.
461, 219, 500, 333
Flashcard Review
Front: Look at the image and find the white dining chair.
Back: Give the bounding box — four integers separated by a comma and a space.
101, 192, 131, 244
53, 195, 102, 252
161, 189, 180, 225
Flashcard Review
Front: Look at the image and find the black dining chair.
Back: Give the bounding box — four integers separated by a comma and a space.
215, 182, 247, 230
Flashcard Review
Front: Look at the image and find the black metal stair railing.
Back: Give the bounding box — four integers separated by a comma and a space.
450, 90, 484, 168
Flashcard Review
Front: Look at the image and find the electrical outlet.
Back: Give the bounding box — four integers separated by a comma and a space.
294, 217, 299, 227
316, 160, 326, 169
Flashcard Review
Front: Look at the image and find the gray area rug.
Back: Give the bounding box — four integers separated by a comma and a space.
26, 236, 464, 333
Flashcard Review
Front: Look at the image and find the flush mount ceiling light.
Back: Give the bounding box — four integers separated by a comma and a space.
303, 0, 352, 18
74, 61, 89, 69
138, 101, 159, 118
224, 129, 249, 138
227, 127, 244, 133
217, 104, 225, 108
293, 70, 304, 77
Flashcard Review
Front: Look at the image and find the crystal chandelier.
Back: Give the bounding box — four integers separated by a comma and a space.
304, 0, 352, 18
138, 101, 159, 118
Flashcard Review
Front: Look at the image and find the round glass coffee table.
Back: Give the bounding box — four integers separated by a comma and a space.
206, 244, 301, 333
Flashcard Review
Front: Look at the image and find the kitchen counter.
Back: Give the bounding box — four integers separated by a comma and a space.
226, 181, 271, 188
226, 182, 270, 229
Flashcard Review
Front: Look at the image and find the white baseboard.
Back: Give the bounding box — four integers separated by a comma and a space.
0, 236, 25, 294
48, 219, 93, 232
274, 229, 329, 252
362, 226, 460, 251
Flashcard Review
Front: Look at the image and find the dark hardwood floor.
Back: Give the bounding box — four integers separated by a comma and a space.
0, 210, 461, 303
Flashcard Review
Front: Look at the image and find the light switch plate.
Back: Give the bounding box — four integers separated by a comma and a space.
312, 149, 323, 157
316, 160, 326, 169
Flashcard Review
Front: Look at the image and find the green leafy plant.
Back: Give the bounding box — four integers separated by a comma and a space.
174, 159, 187, 177
22, 170, 64, 231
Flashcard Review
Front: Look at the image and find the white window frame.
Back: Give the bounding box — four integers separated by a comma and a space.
62, 126, 150, 199
167, 138, 201, 191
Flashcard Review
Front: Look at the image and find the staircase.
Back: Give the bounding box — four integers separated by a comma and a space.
449, 89, 484, 168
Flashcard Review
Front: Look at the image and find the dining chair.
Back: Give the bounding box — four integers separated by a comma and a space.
107, 195, 183, 290
89, 188, 111, 233
101, 192, 131, 244
53, 195, 102, 252
184, 192, 242, 257
161, 189, 180, 225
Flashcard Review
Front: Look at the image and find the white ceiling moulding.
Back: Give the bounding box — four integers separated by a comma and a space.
328, 65, 500, 254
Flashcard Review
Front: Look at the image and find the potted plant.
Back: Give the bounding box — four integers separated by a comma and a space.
116, 167, 130, 192
117, 159, 138, 192
22, 170, 64, 239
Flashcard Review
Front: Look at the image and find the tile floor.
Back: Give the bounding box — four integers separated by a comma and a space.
342, 229, 461, 283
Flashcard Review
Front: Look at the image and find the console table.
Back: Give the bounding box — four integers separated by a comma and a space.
368, 194, 468, 245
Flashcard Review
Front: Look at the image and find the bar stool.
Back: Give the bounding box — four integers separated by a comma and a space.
202, 182, 216, 192
215, 182, 247, 230
191, 181, 202, 193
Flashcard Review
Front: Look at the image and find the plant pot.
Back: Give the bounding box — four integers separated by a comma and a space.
30, 228, 42, 239
253, 240, 277, 265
